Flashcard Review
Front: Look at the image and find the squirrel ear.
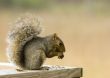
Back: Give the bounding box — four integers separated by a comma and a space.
53, 33, 57, 40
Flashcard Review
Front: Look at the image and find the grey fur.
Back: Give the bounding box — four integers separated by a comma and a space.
7, 14, 65, 70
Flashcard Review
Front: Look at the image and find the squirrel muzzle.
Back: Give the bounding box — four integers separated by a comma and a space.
58, 52, 64, 59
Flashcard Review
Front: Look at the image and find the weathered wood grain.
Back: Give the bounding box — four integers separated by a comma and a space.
0, 63, 83, 78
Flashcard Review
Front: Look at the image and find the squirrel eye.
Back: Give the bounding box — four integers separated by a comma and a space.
59, 42, 62, 46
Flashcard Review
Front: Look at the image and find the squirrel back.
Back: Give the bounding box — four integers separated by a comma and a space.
7, 14, 41, 68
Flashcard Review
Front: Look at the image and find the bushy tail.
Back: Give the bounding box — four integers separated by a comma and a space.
7, 14, 41, 68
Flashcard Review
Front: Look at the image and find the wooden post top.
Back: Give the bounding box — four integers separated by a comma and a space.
0, 63, 83, 78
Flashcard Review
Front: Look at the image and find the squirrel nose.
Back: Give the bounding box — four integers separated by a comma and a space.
62, 46, 66, 52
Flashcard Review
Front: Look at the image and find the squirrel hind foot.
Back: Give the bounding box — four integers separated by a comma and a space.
16, 68, 23, 72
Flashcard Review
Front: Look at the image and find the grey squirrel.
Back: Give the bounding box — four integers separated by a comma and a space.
6, 14, 66, 70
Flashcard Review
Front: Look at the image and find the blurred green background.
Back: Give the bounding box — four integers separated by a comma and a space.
0, 0, 110, 78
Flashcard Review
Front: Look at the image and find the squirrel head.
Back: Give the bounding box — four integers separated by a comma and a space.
45, 33, 66, 59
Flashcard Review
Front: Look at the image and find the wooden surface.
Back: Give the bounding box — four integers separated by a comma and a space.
0, 63, 83, 78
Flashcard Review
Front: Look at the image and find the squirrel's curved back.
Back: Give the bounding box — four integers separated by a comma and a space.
7, 14, 42, 68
